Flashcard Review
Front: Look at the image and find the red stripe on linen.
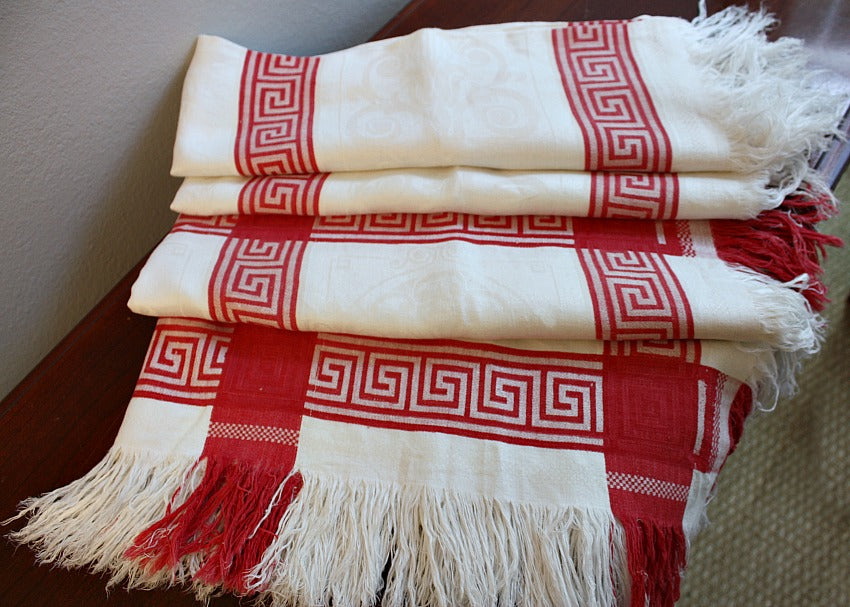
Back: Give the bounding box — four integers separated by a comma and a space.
304, 334, 606, 450
572, 217, 687, 255
552, 22, 672, 172
238, 173, 329, 215
311, 213, 576, 247
578, 248, 695, 341
127, 325, 317, 593
126, 327, 317, 591
234, 50, 320, 176
602, 350, 719, 607
133, 319, 234, 405
589, 172, 679, 219
602, 351, 708, 512
205, 326, 317, 466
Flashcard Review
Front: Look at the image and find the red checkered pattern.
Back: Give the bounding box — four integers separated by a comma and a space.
676, 221, 696, 257
208, 422, 299, 446
606, 471, 690, 502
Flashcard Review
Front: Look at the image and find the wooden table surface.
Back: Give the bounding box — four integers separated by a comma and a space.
1, 1, 845, 605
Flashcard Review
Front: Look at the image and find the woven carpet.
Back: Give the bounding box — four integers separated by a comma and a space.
679, 174, 850, 606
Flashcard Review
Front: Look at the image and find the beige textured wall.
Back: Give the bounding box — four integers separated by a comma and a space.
0, 0, 408, 399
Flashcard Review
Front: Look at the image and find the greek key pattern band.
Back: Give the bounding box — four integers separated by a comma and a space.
552, 22, 672, 172
239, 174, 329, 215
134, 319, 234, 404
173, 215, 238, 237
209, 238, 305, 330
304, 335, 605, 448
235, 50, 320, 176
589, 172, 679, 219
579, 249, 694, 341
311, 213, 575, 246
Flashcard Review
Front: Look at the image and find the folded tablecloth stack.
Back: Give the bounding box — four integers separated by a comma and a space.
9, 7, 845, 607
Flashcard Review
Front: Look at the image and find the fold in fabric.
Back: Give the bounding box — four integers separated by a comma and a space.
128, 213, 820, 352
172, 10, 841, 191
171, 170, 780, 220
8, 7, 846, 607
11, 318, 766, 607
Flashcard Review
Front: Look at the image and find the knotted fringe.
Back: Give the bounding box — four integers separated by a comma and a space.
735, 343, 815, 413
125, 458, 303, 595
4, 448, 199, 588
620, 517, 687, 607
726, 383, 754, 460
691, 7, 846, 191
712, 193, 843, 311
249, 473, 635, 607
6, 447, 699, 607
710, 190, 840, 385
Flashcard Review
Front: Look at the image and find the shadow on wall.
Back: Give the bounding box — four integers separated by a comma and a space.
39, 65, 188, 341
0, 49, 191, 400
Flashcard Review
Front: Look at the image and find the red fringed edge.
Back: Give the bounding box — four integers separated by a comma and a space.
711, 191, 843, 311
125, 458, 302, 594
622, 518, 687, 607
727, 383, 754, 461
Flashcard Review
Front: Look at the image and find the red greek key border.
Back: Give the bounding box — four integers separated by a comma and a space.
552, 22, 672, 172
235, 50, 320, 176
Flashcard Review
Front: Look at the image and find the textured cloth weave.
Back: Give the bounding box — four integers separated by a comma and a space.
171, 170, 777, 220
8, 7, 845, 607
128, 212, 819, 351
171, 17, 836, 183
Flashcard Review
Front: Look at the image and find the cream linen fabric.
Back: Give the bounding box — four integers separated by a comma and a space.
172, 20, 751, 176
171, 170, 773, 219
127, 227, 816, 350
113, 338, 764, 510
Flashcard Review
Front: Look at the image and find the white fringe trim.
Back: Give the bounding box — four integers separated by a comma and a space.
736, 269, 825, 410
739, 341, 820, 412
8, 453, 637, 606
728, 267, 824, 357
4, 447, 201, 589
6, 450, 637, 606
690, 7, 846, 192
752, 167, 839, 218
248, 473, 629, 607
